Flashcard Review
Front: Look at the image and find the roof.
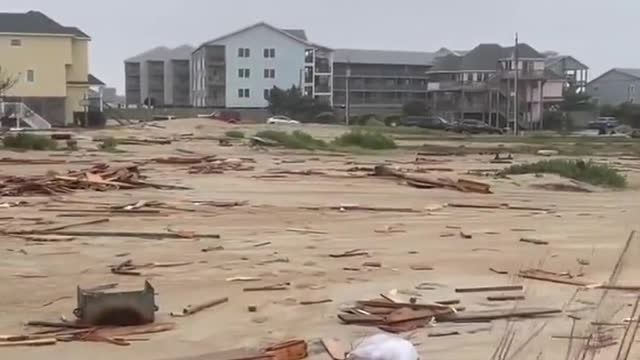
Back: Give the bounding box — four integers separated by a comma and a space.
588, 68, 640, 86
88, 74, 105, 86
198, 22, 327, 51
282, 29, 307, 41
333, 48, 437, 66
125, 45, 194, 62
0, 11, 90, 39
431, 43, 544, 72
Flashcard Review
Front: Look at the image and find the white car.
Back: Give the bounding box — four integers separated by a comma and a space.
266, 115, 300, 125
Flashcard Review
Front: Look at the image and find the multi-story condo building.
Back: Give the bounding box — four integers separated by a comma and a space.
124, 45, 193, 107
332, 49, 438, 111
0, 11, 97, 126
191, 22, 332, 108
426, 43, 565, 127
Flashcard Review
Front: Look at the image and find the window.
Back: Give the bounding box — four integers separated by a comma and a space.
238, 68, 250, 78
26, 69, 35, 83
238, 88, 244, 98
264, 69, 275, 79
238, 48, 251, 57
264, 89, 271, 99
244, 88, 250, 98
264, 48, 275, 58
10, 39, 22, 47
238, 88, 250, 98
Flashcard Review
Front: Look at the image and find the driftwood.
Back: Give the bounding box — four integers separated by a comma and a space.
374, 165, 491, 194
171, 297, 228, 317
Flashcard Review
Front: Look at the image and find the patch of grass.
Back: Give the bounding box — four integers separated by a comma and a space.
254, 130, 327, 150
501, 159, 627, 188
332, 130, 397, 150
98, 137, 119, 152
225, 130, 245, 139
2, 133, 58, 150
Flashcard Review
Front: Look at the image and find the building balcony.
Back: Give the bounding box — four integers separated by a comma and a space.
427, 81, 489, 92
497, 70, 546, 80
315, 64, 332, 74
315, 85, 331, 93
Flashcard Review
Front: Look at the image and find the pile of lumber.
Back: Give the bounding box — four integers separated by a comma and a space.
373, 165, 491, 194
338, 298, 455, 333
0, 163, 187, 196
339, 297, 562, 333
0, 321, 175, 347
189, 158, 255, 174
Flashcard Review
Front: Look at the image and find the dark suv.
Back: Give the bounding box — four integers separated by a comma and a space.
397, 116, 451, 130
451, 119, 503, 134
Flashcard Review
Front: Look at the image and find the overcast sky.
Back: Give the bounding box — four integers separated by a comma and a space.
7, 0, 638, 92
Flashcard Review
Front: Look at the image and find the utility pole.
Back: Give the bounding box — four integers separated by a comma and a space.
345, 64, 351, 126
513, 32, 519, 135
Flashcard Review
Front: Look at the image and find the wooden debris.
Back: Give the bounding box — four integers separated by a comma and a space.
363, 261, 382, 268
0, 338, 57, 347
243, 283, 290, 292
329, 249, 369, 258
299, 299, 333, 305
487, 294, 526, 301
189, 158, 255, 174
429, 331, 460, 337
489, 267, 509, 275
520, 237, 549, 245
460, 231, 473, 239
0, 164, 189, 197
20, 235, 75, 242
518, 269, 591, 286
374, 165, 492, 194
265, 339, 308, 360
253, 241, 271, 248
41, 296, 72, 308
202, 245, 224, 252
286, 228, 328, 235
37, 218, 109, 232
301, 204, 421, 213
5, 229, 220, 239
455, 285, 524, 293
322, 338, 347, 360
447, 203, 551, 212
409, 264, 434, 271
226, 276, 262, 282
171, 297, 228, 317
441, 308, 561, 322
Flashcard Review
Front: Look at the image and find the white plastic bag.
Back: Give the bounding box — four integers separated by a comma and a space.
347, 333, 420, 360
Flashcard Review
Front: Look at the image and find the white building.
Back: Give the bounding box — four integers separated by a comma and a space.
191, 22, 333, 108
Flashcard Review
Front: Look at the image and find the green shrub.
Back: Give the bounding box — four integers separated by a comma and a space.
2, 133, 58, 150
332, 130, 397, 150
315, 112, 336, 124
225, 130, 245, 139
254, 130, 326, 150
501, 159, 626, 188
98, 137, 119, 151
365, 118, 385, 127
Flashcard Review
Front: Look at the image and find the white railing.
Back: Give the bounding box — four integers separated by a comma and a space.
0, 102, 51, 129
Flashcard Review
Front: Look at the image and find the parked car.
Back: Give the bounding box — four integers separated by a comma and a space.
197, 110, 241, 123
451, 119, 503, 134
266, 115, 300, 124
588, 117, 619, 130
396, 116, 451, 130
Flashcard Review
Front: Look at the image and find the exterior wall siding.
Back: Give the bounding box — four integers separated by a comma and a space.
587, 71, 640, 106
211, 25, 307, 108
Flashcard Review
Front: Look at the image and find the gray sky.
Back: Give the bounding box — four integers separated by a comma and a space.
8, 0, 638, 92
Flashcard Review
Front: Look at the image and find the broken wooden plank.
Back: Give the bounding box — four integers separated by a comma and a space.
409, 264, 434, 271
329, 249, 369, 258
243, 283, 290, 292
518, 269, 590, 286
440, 308, 561, 323
520, 237, 549, 245
299, 299, 333, 306
5, 230, 220, 239
487, 295, 526, 301
36, 218, 110, 232
489, 267, 509, 275
455, 285, 524, 293
321, 338, 347, 360
0, 338, 57, 347
171, 297, 228, 317
286, 228, 328, 235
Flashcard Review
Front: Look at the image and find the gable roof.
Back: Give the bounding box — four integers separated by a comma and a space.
0, 11, 90, 39
282, 29, 307, 41
588, 68, 640, 85
125, 45, 194, 62
333, 49, 437, 66
198, 22, 327, 51
431, 43, 544, 72
88, 74, 105, 86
